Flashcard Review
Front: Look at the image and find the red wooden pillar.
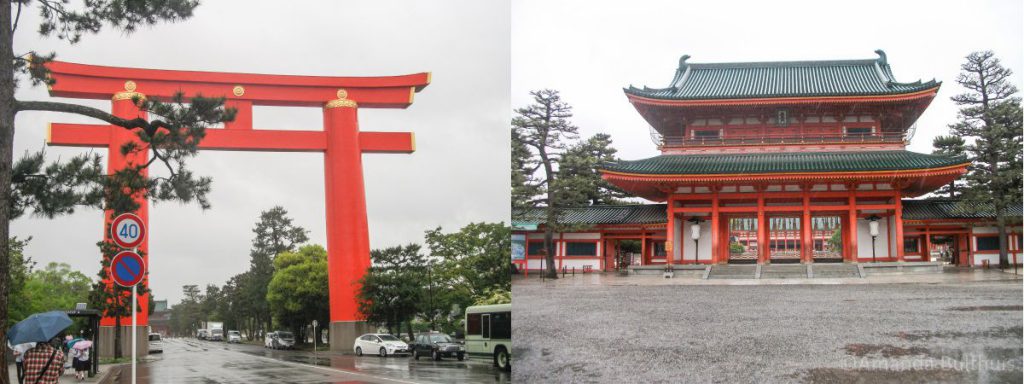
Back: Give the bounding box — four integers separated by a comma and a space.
894, 194, 905, 262
924, 226, 932, 262
323, 91, 373, 343
757, 191, 767, 264
847, 191, 859, 262
101, 89, 150, 328
802, 190, 812, 263
665, 201, 675, 265
640, 226, 648, 265
711, 190, 721, 264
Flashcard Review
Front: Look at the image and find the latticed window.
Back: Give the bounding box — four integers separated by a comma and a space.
565, 242, 598, 256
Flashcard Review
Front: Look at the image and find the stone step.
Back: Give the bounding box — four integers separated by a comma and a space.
708, 265, 756, 279
812, 264, 861, 278
761, 264, 809, 279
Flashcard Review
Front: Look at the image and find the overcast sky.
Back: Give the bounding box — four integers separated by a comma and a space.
512, 0, 1023, 159
12, 0, 510, 305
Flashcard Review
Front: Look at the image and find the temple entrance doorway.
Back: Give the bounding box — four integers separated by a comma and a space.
769, 216, 802, 263
727, 217, 759, 264
811, 215, 844, 263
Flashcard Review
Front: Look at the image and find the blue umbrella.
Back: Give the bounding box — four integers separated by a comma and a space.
6, 311, 72, 345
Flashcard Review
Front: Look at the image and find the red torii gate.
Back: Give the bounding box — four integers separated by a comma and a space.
44, 61, 429, 351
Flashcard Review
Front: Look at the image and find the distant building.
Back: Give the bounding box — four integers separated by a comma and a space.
149, 300, 171, 336
514, 51, 1022, 271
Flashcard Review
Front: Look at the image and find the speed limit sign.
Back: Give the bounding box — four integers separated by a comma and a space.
111, 213, 146, 249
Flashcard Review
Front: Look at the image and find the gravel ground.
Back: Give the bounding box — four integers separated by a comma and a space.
512, 277, 1023, 383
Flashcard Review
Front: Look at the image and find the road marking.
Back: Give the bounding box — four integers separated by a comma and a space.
173, 339, 428, 384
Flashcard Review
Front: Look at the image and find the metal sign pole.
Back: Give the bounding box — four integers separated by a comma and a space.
132, 283, 137, 384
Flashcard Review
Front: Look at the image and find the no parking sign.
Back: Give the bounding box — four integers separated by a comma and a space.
110, 251, 146, 287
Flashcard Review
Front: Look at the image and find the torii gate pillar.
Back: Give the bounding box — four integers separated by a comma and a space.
323, 93, 375, 343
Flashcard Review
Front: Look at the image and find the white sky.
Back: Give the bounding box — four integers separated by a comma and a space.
512, 0, 1023, 159
12, 0, 510, 305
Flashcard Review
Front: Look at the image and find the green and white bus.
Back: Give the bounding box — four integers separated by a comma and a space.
465, 303, 511, 371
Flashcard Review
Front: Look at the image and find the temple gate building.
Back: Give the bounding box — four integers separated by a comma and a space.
513, 51, 1022, 273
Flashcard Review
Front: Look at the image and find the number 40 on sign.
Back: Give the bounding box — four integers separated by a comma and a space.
111, 213, 146, 249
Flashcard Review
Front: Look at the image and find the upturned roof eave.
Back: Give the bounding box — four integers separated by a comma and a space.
622, 83, 941, 106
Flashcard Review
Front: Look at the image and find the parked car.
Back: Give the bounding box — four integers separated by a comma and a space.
410, 331, 465, 361
227, 330, 242, 344
264, 331, 295, 350
148, 333, 163, 354
353, 334, 409, 357
197, 329, 208, 340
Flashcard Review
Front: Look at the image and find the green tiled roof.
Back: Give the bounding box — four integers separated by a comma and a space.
514, 200, 1022, 227
625, 50, 939, 100
601, 150, 966, 175
902, 199, 1024, 220
513, 204, 668, 227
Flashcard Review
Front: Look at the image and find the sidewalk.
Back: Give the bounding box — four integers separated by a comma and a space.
7, 363, 115, 384
512, 267, 1024, 286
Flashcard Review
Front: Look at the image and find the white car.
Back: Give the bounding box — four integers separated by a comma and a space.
148, 333, 163, 354
353, 334, 409, 357
227, 330, 242, 343
265, 331, 295, 350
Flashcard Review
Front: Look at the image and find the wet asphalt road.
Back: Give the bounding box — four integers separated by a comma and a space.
513, 272, 1023, 383
119, 338, 509, 384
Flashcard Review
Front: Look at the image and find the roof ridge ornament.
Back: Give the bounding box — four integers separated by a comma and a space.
678, 54, 691, 69
874, 49, 887, 66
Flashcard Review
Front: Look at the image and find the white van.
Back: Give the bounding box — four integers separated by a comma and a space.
464, 304, 511, 372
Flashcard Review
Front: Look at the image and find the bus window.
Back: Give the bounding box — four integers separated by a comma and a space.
482, 314, 491, 339
492, 312, 511, 339
467, 313, 481, 335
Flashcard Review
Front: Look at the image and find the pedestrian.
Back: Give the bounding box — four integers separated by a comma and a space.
10, 341, 37, 384
71, 339, 92, 381
22, 337, 65, 384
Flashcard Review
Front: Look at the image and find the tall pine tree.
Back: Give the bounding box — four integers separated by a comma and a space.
931, 135, 967, 198
948, 51, 1023, 267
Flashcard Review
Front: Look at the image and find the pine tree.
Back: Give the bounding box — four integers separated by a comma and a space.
931, 135, 967, 198
512, 90, 578, 278
557, 133, 629, 205
0, 2, 236, 373
948, 51, 1024, 268
247, 207, 308, 333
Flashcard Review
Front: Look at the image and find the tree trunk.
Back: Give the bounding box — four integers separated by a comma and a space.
114, 313, 123, 358
405, 320, 414, 341
0, 0, 16, 382
543, 226, 557, 278
997, 214, 1009, 268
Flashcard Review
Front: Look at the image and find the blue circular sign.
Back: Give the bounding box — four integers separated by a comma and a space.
110, 251, 146, 287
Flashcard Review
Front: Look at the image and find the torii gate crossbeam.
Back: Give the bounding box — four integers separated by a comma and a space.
43, 61, 429, 353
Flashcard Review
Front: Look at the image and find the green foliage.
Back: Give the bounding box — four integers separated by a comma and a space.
246, 206, 309, 332
931, 135, 967, 198
17, 262, 91, 316
472, 288, 510, 306
729, 242, 745, 255
267, 245, 329, 344
358, 244, 428, 338
948, 51, 1023, 264
424, 222, 511, 296
9, 149, 103, 219
6, 237, 34, 327
828, 229, 843, 253
556, 133, 629, 206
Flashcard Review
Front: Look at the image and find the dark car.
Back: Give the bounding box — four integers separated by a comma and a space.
410, 332, 465, 361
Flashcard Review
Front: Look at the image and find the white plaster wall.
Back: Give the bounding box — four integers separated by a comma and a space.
970, 225, 1024, 266
672, 218, 683, 262
856, 219, 891, 259
562, 232, 601, 240
681, 221, 713, 261
526, 259, 548, 270
560, 259, 600, 270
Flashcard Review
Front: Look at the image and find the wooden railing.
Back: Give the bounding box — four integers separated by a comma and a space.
662, 132, 906, 147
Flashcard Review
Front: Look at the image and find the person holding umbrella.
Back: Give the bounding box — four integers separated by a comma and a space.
70, 338, 92, 381
8, 311, 72, 384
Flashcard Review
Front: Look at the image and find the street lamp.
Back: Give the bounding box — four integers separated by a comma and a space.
866, 215, 881, 263
689, 217, 703, 264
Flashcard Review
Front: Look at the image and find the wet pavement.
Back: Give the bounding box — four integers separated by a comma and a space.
514, 269, 1023, 383
107, 338, 509, 383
